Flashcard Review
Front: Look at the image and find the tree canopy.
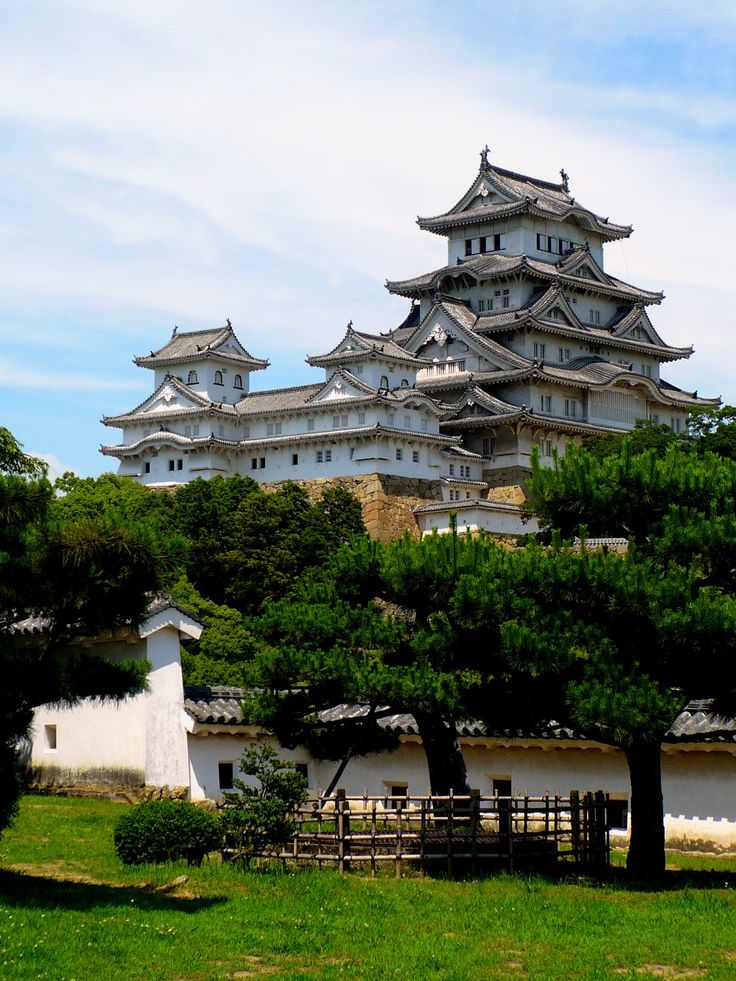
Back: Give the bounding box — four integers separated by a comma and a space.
0, 431, 184, 836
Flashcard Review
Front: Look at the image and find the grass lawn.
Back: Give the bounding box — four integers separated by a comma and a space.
1, 796, 735, 980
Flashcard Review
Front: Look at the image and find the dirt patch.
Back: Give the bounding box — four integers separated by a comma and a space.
615, 967, 707, 978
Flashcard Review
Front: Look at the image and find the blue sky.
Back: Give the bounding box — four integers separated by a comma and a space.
1, 0, 734, 478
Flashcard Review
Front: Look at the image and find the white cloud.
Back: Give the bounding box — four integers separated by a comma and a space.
0, 364, 143, 392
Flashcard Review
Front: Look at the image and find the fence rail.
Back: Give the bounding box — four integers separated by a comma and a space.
259, 789, 610, 877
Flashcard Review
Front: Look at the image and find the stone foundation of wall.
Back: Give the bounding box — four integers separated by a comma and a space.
263, 474, 444, 540
484, 466, 532, 490
26, 766, 189, 804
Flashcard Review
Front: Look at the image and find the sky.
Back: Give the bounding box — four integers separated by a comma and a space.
0, 0, 734, 478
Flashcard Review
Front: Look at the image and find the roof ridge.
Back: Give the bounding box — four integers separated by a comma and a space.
490, 164, 566, 194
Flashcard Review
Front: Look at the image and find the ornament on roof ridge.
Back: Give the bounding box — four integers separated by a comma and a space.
479, 145, 491, 171
560, 168, 570, 192
430, 323, 449, 347
346, 320, 353, 331
226, 318, 232, 328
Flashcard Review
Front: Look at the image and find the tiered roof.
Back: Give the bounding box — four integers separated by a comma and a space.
416, 154, 631, 241
387, 249, 663, 305
134, 322, 269, 370
307, 324, 429, 369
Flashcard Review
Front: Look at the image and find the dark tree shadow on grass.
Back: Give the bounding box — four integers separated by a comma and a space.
0, 869, 227, 912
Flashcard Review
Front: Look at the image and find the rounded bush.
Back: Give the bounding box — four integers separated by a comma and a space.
114, 799, 221, 865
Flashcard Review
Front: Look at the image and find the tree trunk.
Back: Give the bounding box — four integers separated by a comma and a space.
624, 741, 666, 879
413, 712, 470, 795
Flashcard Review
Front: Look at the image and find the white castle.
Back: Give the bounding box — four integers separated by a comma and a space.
102, 150, 716, 535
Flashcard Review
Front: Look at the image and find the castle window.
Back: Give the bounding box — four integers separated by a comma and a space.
316, 450, 324, 463
355, 364, 363, 374
292, 453, 299, 466
401, 378, 409, 387
539, 395, 551, 412
380, 376, 389, 389
465, 239, 472, 256
533, 342, 546, 359
412, 450, 419, 463
332, 415, 340, 428
558, 347, 570, 362
168, 460, 175, 472
218, 762, 234, 790
421, 418, 428, 432
494, 233, 506, 251
589, 309, 600, 325
185, 425, 191, 436
44, 724, 57, 751
307, 418, 314, 432
214, 370, 223, 385
242, 425, 249, 437
218, 425, 224, 437
193, 424, 200, 436
144, 462, 150, 474
478, 299, 486, 312
449, 464, 455, 476
358, 412, 366, 424
564, 399, 577, 419
266, 422, 282, 435
479, 236, 487, 253
404, 414, 411, 429
395, 448, 403, 461
233, 374, 243, 389
259, 457, 266, 469
177, 459, 183, 471
251, 458, 258, 470
482, 437, 495, 457
187, 370, 198, 384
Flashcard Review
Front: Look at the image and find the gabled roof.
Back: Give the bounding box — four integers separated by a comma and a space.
306, 367, 383, 403
404, 297, 528, 373
102, 375, 237, 427
416, 156, 631, 241
387, 252, 663, 305
307, 324, 428, 368
134, 323, 269, 371
473, 287, 692, 362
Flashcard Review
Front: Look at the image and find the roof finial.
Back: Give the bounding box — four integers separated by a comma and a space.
480, 145, 491, 171
346, 319, 353, 331
226, 318, 232, 328
173, 324, 178, 334
560, 168, 570, 192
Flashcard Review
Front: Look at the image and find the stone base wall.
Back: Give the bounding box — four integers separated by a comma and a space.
263, 474, 444, 540
484, 466, 532, 490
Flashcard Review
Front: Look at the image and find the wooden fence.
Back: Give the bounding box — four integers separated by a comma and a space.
265, 789, 610, 877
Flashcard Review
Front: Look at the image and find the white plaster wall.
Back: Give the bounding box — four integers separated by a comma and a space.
185, 733, 736, 848
418, 507, 537, 537
30, 639, 149, 783
143, 627, 190, 788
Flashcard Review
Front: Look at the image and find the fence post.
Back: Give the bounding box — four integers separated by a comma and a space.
336, 788, 350, 874
447, 789, 454, 879
570, 789, 581, 865
592, 790, 607, 870
395, 798, 403, 879
470, 789, 480, 877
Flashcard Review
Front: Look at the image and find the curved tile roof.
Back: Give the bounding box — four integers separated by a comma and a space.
134, 324, 268, 370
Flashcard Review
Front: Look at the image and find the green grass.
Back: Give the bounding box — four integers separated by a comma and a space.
1, 796, 736, 980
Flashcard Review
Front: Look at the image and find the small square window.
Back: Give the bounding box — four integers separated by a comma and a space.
395, 448, 403, 461
251, 458, 258, 470
292, 453, 299, 466
144, 462, 150, 474
355, 364, 364, 374
316, 450, 324, 463
307, 419, 315, 432
218, 761, 234, 790
193, 425, 200, 436
607, 798, 628, 830
412, 450, 419, 463
177, 459, 183, 471
259, 457, 266, 469
294, 763, 309, 782
385, 783, 408, 808
168, 460, 175, 472
358, 412, 366, 425
325, 450, 332, 462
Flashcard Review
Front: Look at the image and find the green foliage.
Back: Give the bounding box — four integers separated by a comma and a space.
0, 431, 186, 840
221, 744, 308, 863
169, 577, 260, 686
687, 405, 736, 458
113, 799, 221, 865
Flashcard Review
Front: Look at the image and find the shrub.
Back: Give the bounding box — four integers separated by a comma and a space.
114, 799, 221, 865
221, 744, 308, 865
